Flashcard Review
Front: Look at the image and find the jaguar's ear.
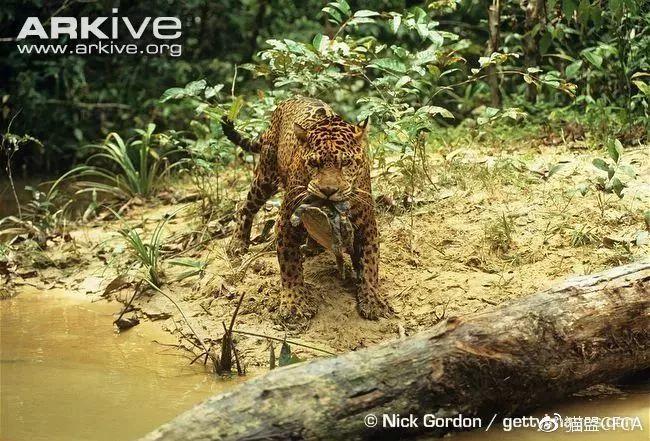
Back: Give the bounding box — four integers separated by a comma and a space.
355, 117, 370, 140
294, 123, 308, 142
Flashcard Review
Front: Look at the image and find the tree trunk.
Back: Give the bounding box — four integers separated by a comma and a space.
487, 0, 502, 108
522, 0, 546, 102
141, 262, 650, 441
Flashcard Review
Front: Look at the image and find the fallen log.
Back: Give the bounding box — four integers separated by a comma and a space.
142, 261, 650, 440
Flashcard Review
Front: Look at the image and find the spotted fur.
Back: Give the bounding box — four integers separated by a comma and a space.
221, 97, 393, 322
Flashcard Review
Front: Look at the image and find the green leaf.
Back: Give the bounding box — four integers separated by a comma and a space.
592, 158, 610, 172
548, 163, 563, 178
395, 75, 411, 88
577, 0, 592, 24
417, 106, 454, 119
368, 58, 407, 74
619, 165, 636, 178
565, 60, 582, 78
539, 32, 552, 54
160, 79, 207, 102
185, 79, 207, 96
278, 341, 302, 367
204, 84, 223, 99
312, 33, 330, 53
391, 14, 402, 33
610, 177, 625, 198
563, 0, 577, 18
607, 139, 622, 163
330, 0, 350, 16
583, 51, 603, 68
160, 87, 186, 102
632, 80, 650, 96
353, 10, 380, 17
321, 6, 343, 24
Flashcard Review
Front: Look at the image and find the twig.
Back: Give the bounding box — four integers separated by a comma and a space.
228, 291, 246, 334
231, 329, 337, 356
2, 111, 23, 219
232, 339, 244, 375
220, 321, 233, 372
231, 65, 238, 98
113, 281, 141, 325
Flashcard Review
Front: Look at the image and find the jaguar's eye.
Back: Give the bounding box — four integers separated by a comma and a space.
307, 157, 320, 168
342, 158, 352, 167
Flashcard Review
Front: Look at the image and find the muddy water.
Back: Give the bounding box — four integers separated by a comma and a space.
0, 289, 235, 441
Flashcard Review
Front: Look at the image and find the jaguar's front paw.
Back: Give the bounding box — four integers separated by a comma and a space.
226, 236, 248, 259
278, 287, 317, 324
357, 286, 394, 320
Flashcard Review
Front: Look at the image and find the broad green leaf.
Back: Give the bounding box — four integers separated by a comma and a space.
610, 177, 625, 198
330, 0, 350, 16
592, 158, 610, 172
368, 58, 407, 74
395, 75, 411, 88
619, 165, 636, 178
417, 106, 454, 119
485, 107, 500, 118
321, 6, 342, 24
391, 14, 402, 33
565, 60, 582, 78
204, 84, 223, 99
278, 341, 302, 367
632, 80, 650, 96
185, 79, 207, 96
160, 87, 186, 102
349, 17, 376, 25
607, 139, 622, 163
353, 10, 380, 17
548, 163, 563, 178
583, 51, 603, 68
312, 33, 330, 53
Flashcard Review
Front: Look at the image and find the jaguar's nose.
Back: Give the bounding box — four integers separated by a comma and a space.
319, 186, 339, 198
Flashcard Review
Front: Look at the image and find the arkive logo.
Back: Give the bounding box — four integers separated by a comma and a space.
14, 8, 183, 57
17, 8, 181, 40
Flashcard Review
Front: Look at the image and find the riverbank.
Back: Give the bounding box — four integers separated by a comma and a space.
3, 133, 648, 367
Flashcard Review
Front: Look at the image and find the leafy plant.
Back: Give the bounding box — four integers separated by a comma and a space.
76, 124, 183, 200
168, 258, 207, 282
591, 138, 637, 198
570, 224, 598, 247
114, 209, 182, 288
0, 169, 77, 244
484, 213, 514, 254
1, 116, 42, 219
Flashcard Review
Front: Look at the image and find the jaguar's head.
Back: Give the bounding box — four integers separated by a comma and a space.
295, 116, 369, 203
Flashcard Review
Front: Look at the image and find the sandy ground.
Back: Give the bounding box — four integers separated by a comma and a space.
3, 133, 649, 372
